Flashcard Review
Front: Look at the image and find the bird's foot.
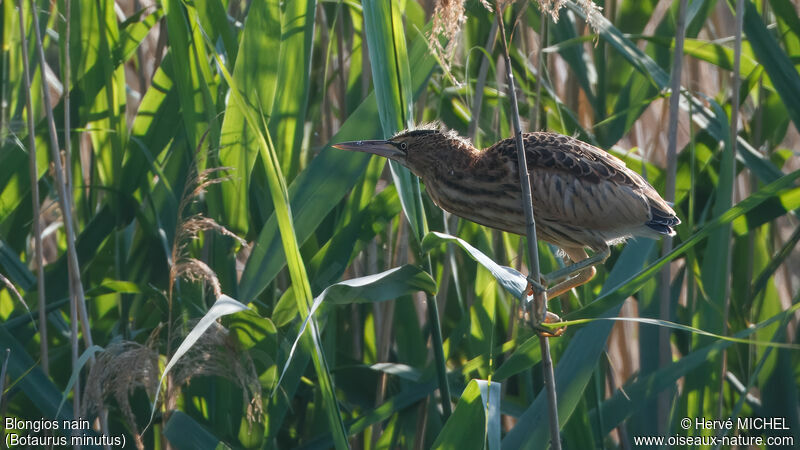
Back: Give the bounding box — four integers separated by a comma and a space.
535, 311, 566, 338
519, 281, 566, 337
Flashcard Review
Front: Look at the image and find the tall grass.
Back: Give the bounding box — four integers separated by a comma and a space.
1, 0, 798, 448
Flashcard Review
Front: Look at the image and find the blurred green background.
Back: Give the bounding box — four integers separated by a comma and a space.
1, 0, 799, 448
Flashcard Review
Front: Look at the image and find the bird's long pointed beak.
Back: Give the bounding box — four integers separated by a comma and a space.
332, 140, 404, 160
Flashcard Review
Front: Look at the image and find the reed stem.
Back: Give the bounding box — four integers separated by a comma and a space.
496, 4, 561, 448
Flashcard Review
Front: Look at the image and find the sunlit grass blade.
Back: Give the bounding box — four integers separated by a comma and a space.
590, 300, 799, 435
362, 0, 452, 419
274, 265, 436, 397
422, 232, 527, 299
238, 24, 436, 302
162, 0, 217, 157
503, 238, 657, 449
71, 0, 126, 192
270, 187, 402, 327
212, 50, 349, 449
55, 345, 103, 417
0, 4, 160, 218
121, 54, 181, 200
431, 380, 501, 449
216, 0, 281, 235
742, 0, 800, 131
191, 0, 236, 63
691, 96, 734, 431
270, 0, 316, 179
147, 295, 249, 428
541, 316, 800, 350
363, 0, 424, 238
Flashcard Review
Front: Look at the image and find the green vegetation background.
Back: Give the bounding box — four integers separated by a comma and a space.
1, 0, 799, 448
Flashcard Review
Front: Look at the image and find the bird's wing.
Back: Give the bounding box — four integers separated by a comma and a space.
522, 133, 638, 186
529, 167, 651, 232
519, 133, 664, 233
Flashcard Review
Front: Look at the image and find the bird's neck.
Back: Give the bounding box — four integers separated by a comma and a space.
408, 135, 479, 179
416, 138, 526, 235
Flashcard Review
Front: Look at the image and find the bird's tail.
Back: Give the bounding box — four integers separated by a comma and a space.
645, 204, 681, 236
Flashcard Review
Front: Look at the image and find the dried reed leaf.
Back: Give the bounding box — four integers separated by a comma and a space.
0, 273, 29, 313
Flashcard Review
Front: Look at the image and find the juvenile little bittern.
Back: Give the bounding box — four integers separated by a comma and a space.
333, 127, 679, 325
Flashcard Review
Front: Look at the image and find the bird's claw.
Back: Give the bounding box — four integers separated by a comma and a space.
535, 311, 566, 338
518, 303, 566, 337
524, 277, 566, 337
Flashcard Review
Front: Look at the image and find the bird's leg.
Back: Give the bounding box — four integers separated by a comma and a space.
523, 275, 546, 326
544, 247, 610, 299
523, 247, 609, 336
524, 276, 547, 296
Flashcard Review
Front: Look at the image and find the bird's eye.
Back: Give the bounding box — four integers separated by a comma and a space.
400, 142, 408, 151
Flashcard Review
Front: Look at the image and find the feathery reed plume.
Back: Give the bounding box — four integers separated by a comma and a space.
169, 320, 262, 425
429, 0, 491, 83
431, 0, 466, 61
537, 0, 603, 32
428, 1, 603, 84
82, 341, 160, 450
168, 167, 247, 300
537, 0, 565, 20
83, 163, 257, 447
82, 323, 262, 449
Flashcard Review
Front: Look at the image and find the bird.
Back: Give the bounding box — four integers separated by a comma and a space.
333, 126, 679, 329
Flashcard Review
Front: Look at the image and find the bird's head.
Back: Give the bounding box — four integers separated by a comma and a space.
332, 127, 471, 177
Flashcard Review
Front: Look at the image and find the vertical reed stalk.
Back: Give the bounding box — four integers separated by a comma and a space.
27, 1, 95, 433
335, 2, 347, 119
422, 224, 452, 421
534, 10, 547, 130
17, 0, 47, 375
0, 349, 10, 411
372, 218, 405, 446
496, 3, 560, 448
362, 0, 453, 419
659, 0, 687, 433
63, 0, 73, 199
318, 5, 333, 142
719, 0, 744, 418
467, 20, 498, 141
61, 0, 82, 438
28, 0, 92, 349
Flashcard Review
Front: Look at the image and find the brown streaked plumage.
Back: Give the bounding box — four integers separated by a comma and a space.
333, 126, 679, 302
